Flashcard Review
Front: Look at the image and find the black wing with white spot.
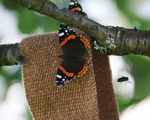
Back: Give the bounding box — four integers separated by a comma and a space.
59, 23, 77, 45
56, 65, 75, 87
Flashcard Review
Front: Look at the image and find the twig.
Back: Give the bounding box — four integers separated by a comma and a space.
0, 43, 21, 66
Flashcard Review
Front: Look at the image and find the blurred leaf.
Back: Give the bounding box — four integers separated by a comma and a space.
26, 107, 33, 120
117, 55, 150, 113
115, 0, 150, 30
1, 0, 61, 33
0, 66, 22, 99
124, 55, 150, 99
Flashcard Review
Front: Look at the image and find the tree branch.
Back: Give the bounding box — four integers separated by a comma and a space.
0, 43, 20, 66
1, 0, 150, 66
7, 0, 150, 57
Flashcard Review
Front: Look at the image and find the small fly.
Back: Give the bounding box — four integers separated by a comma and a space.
117, 76, 131, 83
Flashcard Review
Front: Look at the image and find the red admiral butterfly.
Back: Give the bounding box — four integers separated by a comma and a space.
69, 1, 82, 12
69, 0, 88, 17
56, 23, 90, 86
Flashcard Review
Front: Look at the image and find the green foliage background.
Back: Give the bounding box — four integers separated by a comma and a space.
0, 0, 150, 119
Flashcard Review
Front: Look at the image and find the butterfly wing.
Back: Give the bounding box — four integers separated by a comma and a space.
56, 55, 88, 86
59, 23, 89, 55
56, 65, 75, 86
69, 1, 82, 12
69, 1, 88, 17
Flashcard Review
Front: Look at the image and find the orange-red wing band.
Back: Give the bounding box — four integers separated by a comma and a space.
77, 63, 88, 77
59, 66, 74, 77
71, 7, 81, 12
79, 36, 90, 51
60, 35, 76, 46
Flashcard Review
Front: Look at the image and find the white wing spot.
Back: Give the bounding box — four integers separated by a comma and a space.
59, 32, 64, 37
69, 2, 75, 5
57, 75, 62, 79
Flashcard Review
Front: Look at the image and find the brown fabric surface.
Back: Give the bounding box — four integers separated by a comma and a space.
93, 54, 119, 120
20, 30, 119, 120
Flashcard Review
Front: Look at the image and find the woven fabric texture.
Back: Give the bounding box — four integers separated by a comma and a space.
20, 30, 119, 120
93, 54, 119, 120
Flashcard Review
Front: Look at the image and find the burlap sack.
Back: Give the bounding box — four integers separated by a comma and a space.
20, 29, 119, 120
